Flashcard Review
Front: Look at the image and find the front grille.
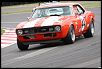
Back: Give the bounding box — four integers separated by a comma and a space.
22, 26, 54, 35
16, 25, 61, 35
44, 33, 56, 37
36, 27, 53, 33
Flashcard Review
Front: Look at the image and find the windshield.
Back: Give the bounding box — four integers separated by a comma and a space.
31, 6, 71, 18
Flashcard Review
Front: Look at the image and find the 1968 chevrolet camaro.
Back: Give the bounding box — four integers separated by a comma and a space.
16, 2, 95, 50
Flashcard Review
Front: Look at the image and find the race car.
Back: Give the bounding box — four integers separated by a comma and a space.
16, 2, 95, 50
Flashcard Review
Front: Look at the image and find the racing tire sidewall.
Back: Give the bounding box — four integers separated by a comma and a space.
84, 20, 95, 38
63, 25, 75, 44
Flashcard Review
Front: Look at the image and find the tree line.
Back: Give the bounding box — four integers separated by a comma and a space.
2, 2, 35, 6
2, 1, 60, 6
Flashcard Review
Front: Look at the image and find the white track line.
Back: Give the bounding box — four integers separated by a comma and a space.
1, 43, 16, 48
1, 40, 17, 43
1, 37, 17, 40
2, 35, 16, 37
1, 28, 17, 48
3, 33, 16, 35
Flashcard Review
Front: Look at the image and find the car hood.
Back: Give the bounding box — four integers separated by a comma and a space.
16, 16, 70, 29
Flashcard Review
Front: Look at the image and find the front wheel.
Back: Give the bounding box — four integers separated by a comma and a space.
17, 39, 29, 51
83, 20, 95, 38
63, 25, 75, 44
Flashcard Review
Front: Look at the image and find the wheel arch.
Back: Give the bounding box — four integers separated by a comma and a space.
89, 16, 95, 27
66, 22, 75, 36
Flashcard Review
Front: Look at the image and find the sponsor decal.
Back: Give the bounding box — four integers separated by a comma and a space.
79, 16, 86, 31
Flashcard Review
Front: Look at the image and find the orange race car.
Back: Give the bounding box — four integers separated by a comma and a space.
16, 2, 95, 50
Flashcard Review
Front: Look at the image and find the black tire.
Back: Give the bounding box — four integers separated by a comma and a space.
63, 25, 75, 44
83, 20, 95, 38
17, 39, 29, 51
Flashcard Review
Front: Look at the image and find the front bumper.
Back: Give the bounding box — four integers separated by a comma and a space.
16, 25, 69, 44
22, 39, 62, 45
17, 32, 65, 42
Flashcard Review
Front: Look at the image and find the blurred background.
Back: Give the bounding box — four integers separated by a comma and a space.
1, 1, 60, 6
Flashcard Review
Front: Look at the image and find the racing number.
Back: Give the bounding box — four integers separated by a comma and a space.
79, 16, 86, 31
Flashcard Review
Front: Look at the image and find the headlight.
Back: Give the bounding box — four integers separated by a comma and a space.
17, 30, 23, 35
55, 26, 61, 32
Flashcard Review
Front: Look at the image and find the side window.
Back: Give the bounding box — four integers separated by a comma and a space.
77, 5, 85, 14
73, 5, 79, 15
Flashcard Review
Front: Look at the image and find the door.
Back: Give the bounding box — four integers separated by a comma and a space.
76, 5, 86, 32
73, 5, 86, 36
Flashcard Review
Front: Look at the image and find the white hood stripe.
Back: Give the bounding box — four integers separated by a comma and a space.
41, 16, 60, 26
23, 18, 41, 28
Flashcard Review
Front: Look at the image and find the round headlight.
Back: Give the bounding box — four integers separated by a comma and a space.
55, 26, 61, 32
17, 30, 23, 35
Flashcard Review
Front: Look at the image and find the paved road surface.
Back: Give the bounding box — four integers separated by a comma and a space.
1, 8, 101, 68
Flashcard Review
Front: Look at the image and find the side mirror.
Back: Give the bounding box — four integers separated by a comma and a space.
27, 17, 31, 21
32, 10, 35, 12
32, 8, 36, 12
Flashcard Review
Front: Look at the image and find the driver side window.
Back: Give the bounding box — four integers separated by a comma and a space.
77, 5, 84, 14
73, 5, 85, 15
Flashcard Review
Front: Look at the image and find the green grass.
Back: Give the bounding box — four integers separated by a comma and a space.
1, 2, 38, 8
81, 1, 101, 8
1, 29, 5, 35
1, 1, 101, 14
2, 9, 32, 14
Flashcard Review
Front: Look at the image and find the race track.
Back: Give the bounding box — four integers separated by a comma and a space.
1, 8, 101, 68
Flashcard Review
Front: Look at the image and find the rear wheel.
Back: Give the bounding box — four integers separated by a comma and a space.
17, 39, 29, 51
63, 25, 75, 44
83, 20, 95, 38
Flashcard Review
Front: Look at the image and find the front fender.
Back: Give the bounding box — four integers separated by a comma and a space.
61, 20, 73, 38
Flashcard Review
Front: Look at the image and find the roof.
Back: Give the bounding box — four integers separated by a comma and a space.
36, 2, 80, 9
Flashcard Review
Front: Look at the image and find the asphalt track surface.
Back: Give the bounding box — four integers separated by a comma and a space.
1, 8, 101, 68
